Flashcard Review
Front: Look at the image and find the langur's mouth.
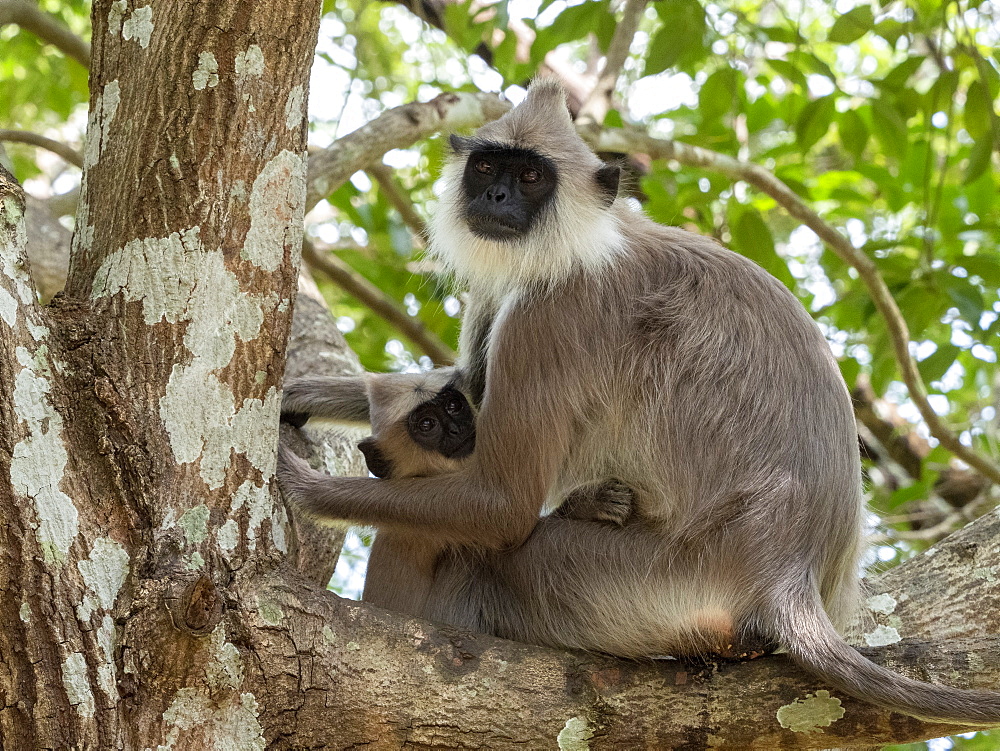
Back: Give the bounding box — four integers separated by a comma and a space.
466, 216, 523, 240
443, 434, 476, 459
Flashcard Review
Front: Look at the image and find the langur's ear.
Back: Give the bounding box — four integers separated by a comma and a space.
449, 134, 473, 153
358, 437, 394, 479
595, 164, 621, 206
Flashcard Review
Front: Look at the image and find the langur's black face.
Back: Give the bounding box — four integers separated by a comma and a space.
407, 386, 476, 459
452, 136, 558, 240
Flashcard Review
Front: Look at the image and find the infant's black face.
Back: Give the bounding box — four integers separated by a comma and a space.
406, 386, 476, 459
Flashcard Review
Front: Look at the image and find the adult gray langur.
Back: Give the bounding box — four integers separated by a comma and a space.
278, 79, 1000, 724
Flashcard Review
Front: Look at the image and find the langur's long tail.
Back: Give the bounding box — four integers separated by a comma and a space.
774, 584, 1000, 725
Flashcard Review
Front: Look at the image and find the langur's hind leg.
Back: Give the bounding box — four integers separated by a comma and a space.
362, 531, 440, 617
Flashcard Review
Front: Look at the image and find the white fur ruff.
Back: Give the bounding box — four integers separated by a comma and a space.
429, 161, 625, 302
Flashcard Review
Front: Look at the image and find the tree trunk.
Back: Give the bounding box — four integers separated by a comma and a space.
1, 1, 999, 748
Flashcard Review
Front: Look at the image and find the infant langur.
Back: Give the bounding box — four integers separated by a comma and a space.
281, 370, 634, 615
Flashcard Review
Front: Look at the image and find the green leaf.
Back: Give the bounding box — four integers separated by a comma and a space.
603, 108, 625, 128
534, 0, 609, 51
795, 95, 836, 152
917, 344, 960, 384
767, 59, 808, 90
960, 255, 1000, 286
729, 208, 795, 288
442, 0, 483, 52
760, 26, 802, 44
964, 137, 994, 185
886, 479, 933, 511
943, 277, 986, 325
839, 108, 869, 158
645, 0, 707, 76
871, 98, 909, 160
874, 19, 907, 46
964, 80, 993, 141
828, 6, 874, 44
839, 357, 861, 389
699, 68, 739, 123
879, 56, 925, 90
895, 284, 946, 338
869, 350, 898, 394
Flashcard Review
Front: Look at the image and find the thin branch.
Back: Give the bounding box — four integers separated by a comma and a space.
306, 92, 511, 212
576, 0, 648, 127
594, 126, 1000, 486
0, 0, 90, 68
366, 162, 428, 243
302, 238, 456, 366
0, 130, 83, 168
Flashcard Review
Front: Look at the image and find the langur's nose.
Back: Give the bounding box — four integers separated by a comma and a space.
485, 186, 506, 203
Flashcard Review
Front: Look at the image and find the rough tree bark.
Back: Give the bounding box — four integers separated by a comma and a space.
1, 2, 999, 749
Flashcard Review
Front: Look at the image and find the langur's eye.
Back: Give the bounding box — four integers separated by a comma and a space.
418, 417, 438, 433
520, 168, 541, 184
475, 160, 493, 174
445, 398, 463, 415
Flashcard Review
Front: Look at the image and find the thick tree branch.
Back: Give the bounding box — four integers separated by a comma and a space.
306, 92, 511, 211
302, 238, 456, 365
238, 507, 1000, 747
0, 129, 84, 168
594, 126, 1000, 486
576, 0, 648, 127
0, 0, 90, 68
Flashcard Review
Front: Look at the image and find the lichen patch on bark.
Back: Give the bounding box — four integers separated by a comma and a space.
231, 480, 273, 551
241, 150, 306, 272
160, 688, 265, 751
160, 369, 279, 488
218, 519, 239, 554
79, 537, 130, 609
107, 0, 126, 35
178, 505, 211, 546
557, 716, 593, 750
193, 52, 220, 90
863, 624, 902, 646
235, 46, 265, 82
77, 536, 130, 620
206, 626, 244, 690
84, 80, 121, 170
97, 615, 119, 699
91, 226, 284, 487
776, 690, 845, 733
257, 600, 283, 626
284, 85, 305, 130
270, 504, 288, 553
121, 5, 153, 48
91, 227, 264, 369
0, 287, 16, 328
62, 652, 97, 719
2, 194, 35, 306
11, 345, 79, 565
867, 593, 898, 615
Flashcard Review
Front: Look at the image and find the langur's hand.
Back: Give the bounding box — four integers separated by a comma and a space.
276, 442, 326, 518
